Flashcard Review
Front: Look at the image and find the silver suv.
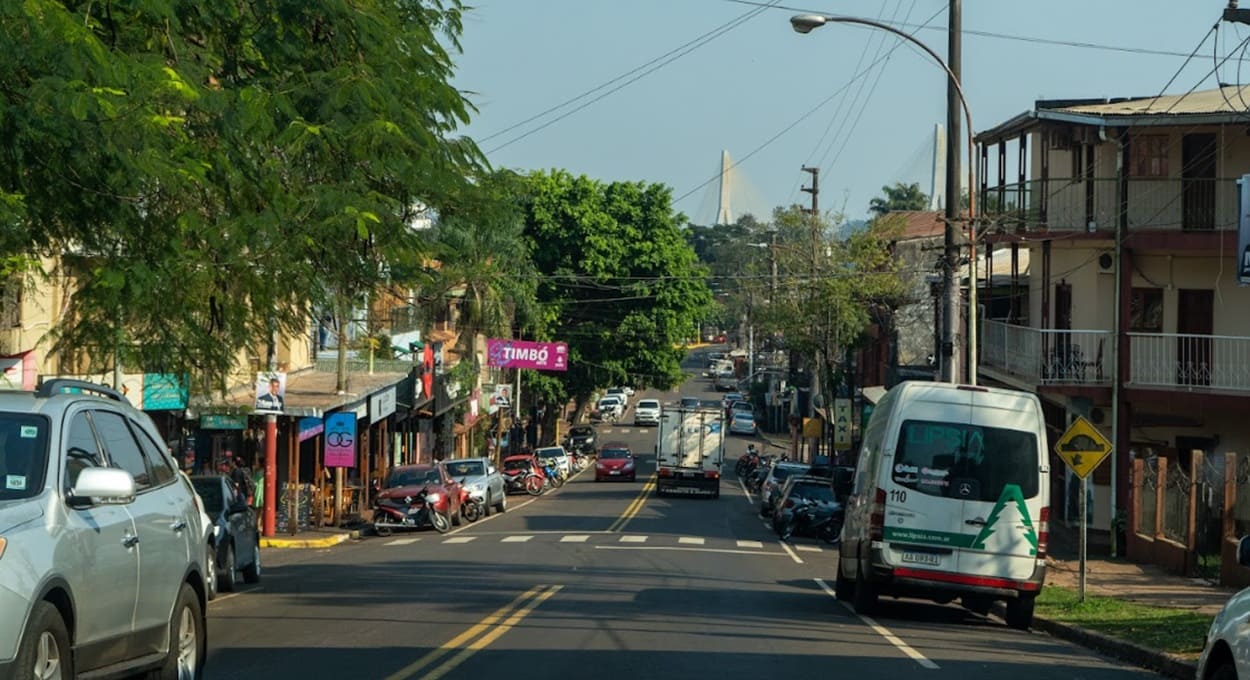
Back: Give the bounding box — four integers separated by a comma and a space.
0, 380, 209, 678
442, 457, 507, 515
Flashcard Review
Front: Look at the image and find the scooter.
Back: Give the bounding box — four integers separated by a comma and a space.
458, 477, 484, 523
778, 496, 844, 545
373, 487, 451, 536
504, 467, 545, 496
735, 445, 761, 477
542, 462, 564, 490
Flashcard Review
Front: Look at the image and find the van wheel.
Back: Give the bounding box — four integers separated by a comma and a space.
851, 565, 878, 614
1005, 593, 1036, 630
834, 561, 854, 601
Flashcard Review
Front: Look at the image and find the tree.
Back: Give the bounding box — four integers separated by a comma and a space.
868, 182, 930, 217
517, 170, 713, 429
0, 1, 482, 393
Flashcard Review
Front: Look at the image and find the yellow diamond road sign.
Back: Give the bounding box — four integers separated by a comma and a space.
1054, 415, 1112, 479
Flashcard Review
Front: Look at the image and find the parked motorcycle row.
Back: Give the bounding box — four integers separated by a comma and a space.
735, 444, 849, 546
373, 449, 594, 537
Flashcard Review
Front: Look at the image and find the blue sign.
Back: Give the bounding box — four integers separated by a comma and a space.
144, 373, 188, 410
298, 417, 324, 443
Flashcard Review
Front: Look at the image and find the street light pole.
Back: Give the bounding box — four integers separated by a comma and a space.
791, 12, 977, 385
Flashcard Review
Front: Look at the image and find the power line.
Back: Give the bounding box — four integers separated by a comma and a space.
483, 0, 784, 155
719, 0, 1249, 60
1143, 23, 1216, 113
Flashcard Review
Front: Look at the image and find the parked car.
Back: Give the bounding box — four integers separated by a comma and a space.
729, 410, 758, 436
190, 475, 261, 594
633, 399, 662, 426
770, 475, 840, 533
596, 395, 625, 422
534, 446, 571, 477
442, 457, 507, 515
606, 387, 630, 405
377, 464, 464, 526
679, 395, 702, 410
562, 425, 598, 454
1198, 536, 1250, 679
722, 392, 745, 411
595, 444, 637, 482
0, 379, 209, 678
759, 461, 812, 517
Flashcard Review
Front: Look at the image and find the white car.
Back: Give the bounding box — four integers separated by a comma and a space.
534, 446, 571, 477
1198, 536, 1250, 679
606, 387, 630, 405
633, 399, 662, 426
596, 396, 625, 422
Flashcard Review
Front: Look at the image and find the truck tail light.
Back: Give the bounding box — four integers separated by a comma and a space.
658, 467, 674, 478
1037, 507, 1049, 559
869, 487, 886, 542
704, 470, 719, 480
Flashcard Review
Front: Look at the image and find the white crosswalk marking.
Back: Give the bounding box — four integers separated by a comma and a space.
501, 535, 534, 543
678, 537, 705, 545
736, 540, 764, 549
560, 535, 591, 543
385, 538, 420, 546
618, 535, 648, 543
794, 544, 823, 553
443, 536, 476, 544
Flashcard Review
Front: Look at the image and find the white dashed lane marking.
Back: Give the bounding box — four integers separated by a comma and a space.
678, 537, 705, 545
619, 535, 648, 543
501, 535, 534, 543
443, 536, 476, 544
385, 538, 420, 546
736, 540, 764, 549
794, 545, 823, 553
560, 535, 591, 543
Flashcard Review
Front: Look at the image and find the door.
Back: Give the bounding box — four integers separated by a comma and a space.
60, 411, 140, 671
1177, 289, 1214, 386
1050, 282, 1074, 380
91, 410, 188, 655
1182, 133, 1217, 231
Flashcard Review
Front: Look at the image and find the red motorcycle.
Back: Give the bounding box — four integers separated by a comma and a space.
502, 454, 546, 496
735, 444, 761, 478
373, 464, 461, 535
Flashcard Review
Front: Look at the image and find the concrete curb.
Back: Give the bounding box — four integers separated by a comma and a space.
991, 604, 1197, 679
261, 531, 354, 549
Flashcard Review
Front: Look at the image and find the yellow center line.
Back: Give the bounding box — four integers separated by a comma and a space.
383, 585, 545, 680
608, 473, 656, 533
419, 585, 564, 680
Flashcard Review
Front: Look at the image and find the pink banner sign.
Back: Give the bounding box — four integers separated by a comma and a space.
323, 412, 357, 468
487, 339, 568, 372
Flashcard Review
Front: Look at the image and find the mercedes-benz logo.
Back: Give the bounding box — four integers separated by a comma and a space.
958, 483, 972, 497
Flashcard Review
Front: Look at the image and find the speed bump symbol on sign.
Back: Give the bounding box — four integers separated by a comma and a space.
1054, 416, 1112, 479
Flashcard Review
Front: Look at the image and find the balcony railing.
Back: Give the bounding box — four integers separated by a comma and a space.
981, 177, 1236, 233
981, 320, 1113, 386
1129, 333, 1250, 393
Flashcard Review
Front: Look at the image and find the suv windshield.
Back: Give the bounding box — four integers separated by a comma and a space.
0, 414, 49, 500
444, 460, 485, 477
637, 400, 659, 409
892, 420, 1040, 501
790, 481, 836, 504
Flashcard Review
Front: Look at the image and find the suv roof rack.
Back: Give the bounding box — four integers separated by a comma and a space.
36, 379, 126, 403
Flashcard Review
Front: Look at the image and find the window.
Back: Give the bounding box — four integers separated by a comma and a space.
0, 414, 49, 500
92, 411, 152, 489
131, 421, 177, 485
64, 412, 103, 492
1131, 135, 1169, 177
892, 420, 1040, 502
1130, 288, 1164, 332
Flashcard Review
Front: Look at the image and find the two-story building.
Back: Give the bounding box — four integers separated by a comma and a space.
975, 87, 1250, 560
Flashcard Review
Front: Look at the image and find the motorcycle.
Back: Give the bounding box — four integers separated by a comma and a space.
735, 445, 761, 477
504, 467, 545, 496
458, 477, 484, 523
778, 496, 844, 545
373, 486, 451, 536
542, 462, 564, 489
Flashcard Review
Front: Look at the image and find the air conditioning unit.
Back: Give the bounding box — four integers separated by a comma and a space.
1097, 252, 1115, 274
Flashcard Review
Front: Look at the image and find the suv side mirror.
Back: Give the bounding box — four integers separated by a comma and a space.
488, 466, 497, 475
69, 467, 136, 506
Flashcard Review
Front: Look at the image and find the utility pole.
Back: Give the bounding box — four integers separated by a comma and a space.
940, 0, 963, 383
801, 165, 821, 462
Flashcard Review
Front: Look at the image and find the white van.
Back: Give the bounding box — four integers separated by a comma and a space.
836, 382, 1050, 630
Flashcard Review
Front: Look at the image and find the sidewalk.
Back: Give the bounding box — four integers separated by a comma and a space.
1020, 523, 1233, 678
261, 527, 358, 549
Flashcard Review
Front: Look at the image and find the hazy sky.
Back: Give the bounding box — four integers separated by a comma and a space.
453, 1, 1237, 223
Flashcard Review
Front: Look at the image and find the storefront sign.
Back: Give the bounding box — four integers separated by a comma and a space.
298, 417, 324, 443
143, 373, 188, 410
833, 398, 853, 450
324, 412, 357, 468
201, 414, 247, 430
370, 386, 396, 424
486, 338, 568, 372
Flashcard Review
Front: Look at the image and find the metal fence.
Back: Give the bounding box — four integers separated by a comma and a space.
1162, 462, 1191, 545
1235, 454, 1250, 539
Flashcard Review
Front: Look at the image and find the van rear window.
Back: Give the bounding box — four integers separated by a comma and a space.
892, 420, 1039, 502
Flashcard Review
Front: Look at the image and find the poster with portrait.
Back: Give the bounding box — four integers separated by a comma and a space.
254, 371, 287, 414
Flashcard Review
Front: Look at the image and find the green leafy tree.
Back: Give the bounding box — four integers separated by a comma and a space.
517, 170, 713, 432
868, 182, 930, 217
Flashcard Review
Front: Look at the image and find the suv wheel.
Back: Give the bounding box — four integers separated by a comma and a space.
15, 601, 73, 680
242, 539, 261, 584
494, 492, 507, 513
149, 582, 204, 679
204, 542, 217, 601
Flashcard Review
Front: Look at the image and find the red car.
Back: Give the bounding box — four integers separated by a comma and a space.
376, 463, 465, 526
595, 444, 637, 482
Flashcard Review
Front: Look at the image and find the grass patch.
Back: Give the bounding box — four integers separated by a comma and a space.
1036, 585, 1211, 658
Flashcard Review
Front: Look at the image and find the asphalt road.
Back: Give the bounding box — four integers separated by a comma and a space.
203, 348, 1158, 679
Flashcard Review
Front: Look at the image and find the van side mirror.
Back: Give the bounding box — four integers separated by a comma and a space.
1239, 536, 1250, 568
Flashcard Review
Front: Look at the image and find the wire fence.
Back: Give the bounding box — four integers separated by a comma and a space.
1137, 458, 1158, 536
1161, 462, 1191, 545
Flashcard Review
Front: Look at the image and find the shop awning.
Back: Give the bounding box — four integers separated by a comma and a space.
188, 369, 412, 419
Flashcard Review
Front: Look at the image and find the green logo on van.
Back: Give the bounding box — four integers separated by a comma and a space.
970, 484, 1040, 556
